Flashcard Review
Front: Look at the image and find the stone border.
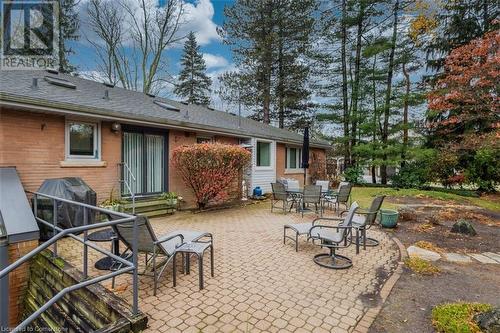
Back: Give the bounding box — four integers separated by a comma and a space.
352, 236, 408, 333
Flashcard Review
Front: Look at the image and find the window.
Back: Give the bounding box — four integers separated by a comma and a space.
286, 147, 302, 170
256, 141, 271, 167
66, 121, 100, 159
197, 137, 212, 144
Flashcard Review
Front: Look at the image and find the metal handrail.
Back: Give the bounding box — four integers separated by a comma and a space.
119, 162, 136, 214
0, 191, 139, 333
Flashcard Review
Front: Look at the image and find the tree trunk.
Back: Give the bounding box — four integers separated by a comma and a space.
371, 55, 378, 184
401, 61, 410, 167
341, 0, 350, 167
350, 0, 366, 167
380, 0, 399, 185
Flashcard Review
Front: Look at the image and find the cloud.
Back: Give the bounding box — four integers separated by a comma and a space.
180, 0, 221, 46
202, 53, 229, 69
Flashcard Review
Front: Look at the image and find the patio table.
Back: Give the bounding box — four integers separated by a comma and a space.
88, 228, 120, 270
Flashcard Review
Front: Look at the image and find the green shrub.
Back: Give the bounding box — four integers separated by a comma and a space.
342, 166, 364, 184
432, 302, 492, 333
465, 147, 500, 193
391, 161, 430, 189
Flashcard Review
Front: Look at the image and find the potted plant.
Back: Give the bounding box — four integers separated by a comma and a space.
99, 188, 122, 212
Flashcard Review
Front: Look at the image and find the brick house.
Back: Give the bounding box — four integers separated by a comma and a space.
0, 70, 330, 208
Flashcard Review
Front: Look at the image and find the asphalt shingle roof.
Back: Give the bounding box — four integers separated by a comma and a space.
0, 70, 330, 148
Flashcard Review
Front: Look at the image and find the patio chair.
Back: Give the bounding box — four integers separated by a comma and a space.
351, 195, 385, 250
112, 215, 213, 295
308, 202, 359, 269
286, 179, 300, 192
324, 183, 352, 212
271, 182, 294, 214
315, 180, 330, 193
299, 185, 322, 218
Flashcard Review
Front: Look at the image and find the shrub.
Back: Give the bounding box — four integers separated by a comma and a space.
391, 161, 430, 189
342, 166, 364, 184
404, 257, 440, 275
432, 302, 492, 333
465, 147, 500, 193
171, 143, 251, 209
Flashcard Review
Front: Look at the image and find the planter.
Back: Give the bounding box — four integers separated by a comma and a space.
100, 204, 121, 212
379, 209, 399, 228
165, 198, 178, 207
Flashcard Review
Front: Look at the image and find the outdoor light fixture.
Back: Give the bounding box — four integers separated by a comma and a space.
111, 122, 121, 132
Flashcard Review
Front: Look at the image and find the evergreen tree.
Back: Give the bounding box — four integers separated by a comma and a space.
426, 0, 498, 72
174, 32, 212, 105
58, 0, 80, 73
220, 0, 316, 128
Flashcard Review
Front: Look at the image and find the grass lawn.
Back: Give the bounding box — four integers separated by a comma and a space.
351, 187, 500, 212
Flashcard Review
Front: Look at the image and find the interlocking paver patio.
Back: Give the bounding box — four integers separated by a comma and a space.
57, 202, 400, 332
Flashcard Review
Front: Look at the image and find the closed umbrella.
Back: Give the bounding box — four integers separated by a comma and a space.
301, 127, 310, 185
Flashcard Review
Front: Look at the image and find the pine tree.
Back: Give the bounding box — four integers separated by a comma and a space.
221, 0, 316, 128
426, 0, 498, 72
58, 0, 79, 73
174, 32, 212, 105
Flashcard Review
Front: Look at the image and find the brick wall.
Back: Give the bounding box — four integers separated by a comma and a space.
8, 240, 38, 326
168, 131, 242, 209
276, 143, 327, 186
0, 109, 121, 203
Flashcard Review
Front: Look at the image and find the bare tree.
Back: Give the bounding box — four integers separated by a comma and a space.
86, 0, 185, 94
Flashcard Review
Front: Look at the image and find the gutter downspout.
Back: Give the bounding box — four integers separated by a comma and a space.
0, 235, 8, 330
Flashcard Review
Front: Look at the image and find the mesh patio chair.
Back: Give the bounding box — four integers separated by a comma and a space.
112, 215, 213, 295
299, 185, 322, 218
308, 202, 359, 269
286, 179, 300, 192
271, 182, 295, 214
325, 183, 352, 212
351, 195, 385, 250
315, 180, 330, 193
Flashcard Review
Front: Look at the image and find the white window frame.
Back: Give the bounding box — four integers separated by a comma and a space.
286, 146, 304, 172
255, 139, 274, 170
65, 119, 101, 160
196, 136, 213, 144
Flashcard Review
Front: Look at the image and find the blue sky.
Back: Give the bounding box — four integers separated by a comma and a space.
70, 0, 235, 99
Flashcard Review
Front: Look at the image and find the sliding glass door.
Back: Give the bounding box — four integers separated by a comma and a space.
122, 128, 167, 196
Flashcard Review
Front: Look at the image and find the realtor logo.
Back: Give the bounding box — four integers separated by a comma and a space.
1, 0, 59, 70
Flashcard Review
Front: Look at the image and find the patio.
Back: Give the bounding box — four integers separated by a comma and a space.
57, 202, 400, 333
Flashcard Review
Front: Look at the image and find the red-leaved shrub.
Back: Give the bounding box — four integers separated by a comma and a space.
171, 143, 251, 209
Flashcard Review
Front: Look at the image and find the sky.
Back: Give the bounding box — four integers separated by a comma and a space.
70, 0, 236, 102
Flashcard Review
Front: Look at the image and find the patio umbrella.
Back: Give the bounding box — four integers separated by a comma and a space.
301, 127, 310, 185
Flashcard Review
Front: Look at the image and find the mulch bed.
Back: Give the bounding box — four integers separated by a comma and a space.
368, 196, 500, 333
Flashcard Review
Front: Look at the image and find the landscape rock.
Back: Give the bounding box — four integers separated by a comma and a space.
407, 246, 441, 262
483, 252, 500, 263
398, 206, 418, 222
443, 253, 472, 263
469, 253, 498, 264
474, 308, 500, 333
451, 219, 477, 236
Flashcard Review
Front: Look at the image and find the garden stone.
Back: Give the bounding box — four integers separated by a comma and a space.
443, 253, 472, 263
407, 246, 441, 261
469, 253, 498, 264
483, 252, 500, 263
398, 206, 418, 222
451, 219, 477, 236
474, 308, 500, 333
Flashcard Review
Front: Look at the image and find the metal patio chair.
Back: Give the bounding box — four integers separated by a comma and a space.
299, 185, 322, 218
308, 202, 359, 269
351, 195, 385, 250
315, 180, 330, 193
271, 182, 295, 214
112, 215, 213, 295
325, 183, 352, 212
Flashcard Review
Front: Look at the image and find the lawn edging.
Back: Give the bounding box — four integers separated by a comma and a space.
352, 236, 408, 333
